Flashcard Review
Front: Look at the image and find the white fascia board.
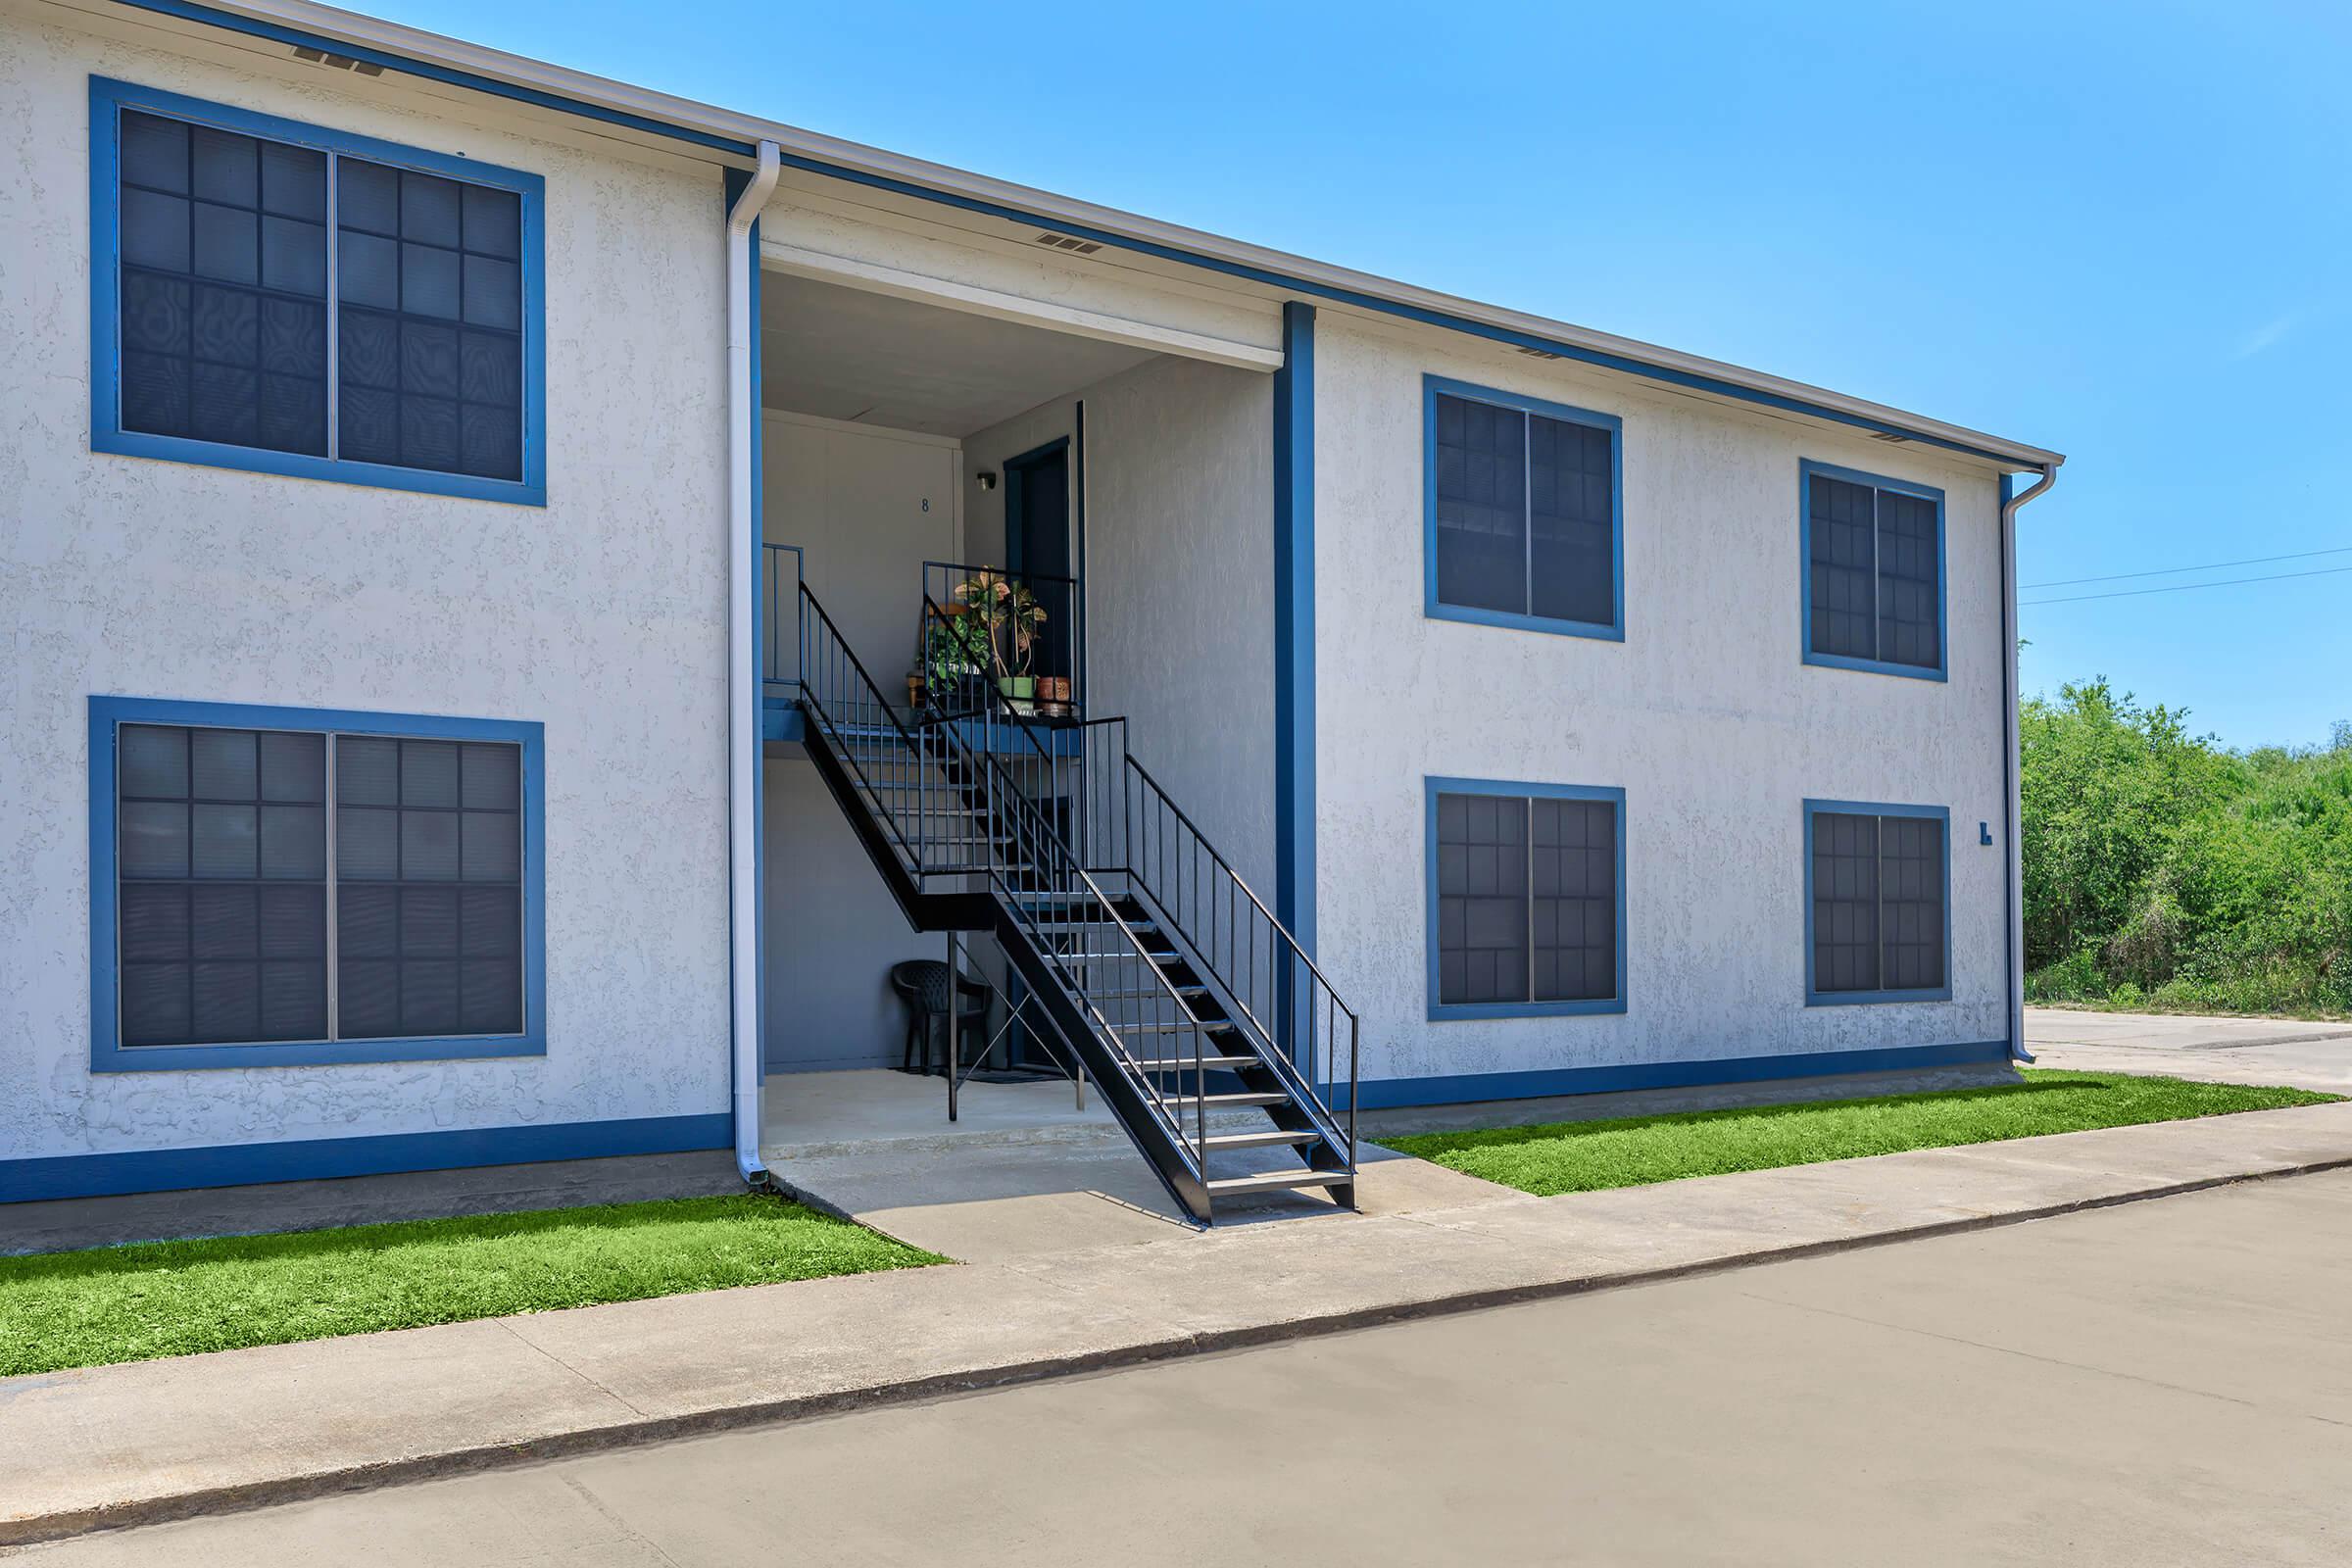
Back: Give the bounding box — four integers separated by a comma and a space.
759, 239, 1284, 373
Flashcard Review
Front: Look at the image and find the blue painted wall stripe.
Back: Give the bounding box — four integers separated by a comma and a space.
1347, 1040, 2009, 1111
1274, 302, 1315, 954
117, 0, 2032, 469
4, 1113, 731, 1203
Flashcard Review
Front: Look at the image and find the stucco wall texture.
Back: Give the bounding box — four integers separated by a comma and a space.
1313, 314, 2010, 1089
962, 354, 1278, 898
1, 15, 733, 1160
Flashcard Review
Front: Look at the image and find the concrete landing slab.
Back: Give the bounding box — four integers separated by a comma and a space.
758, 1066, 1465, 1262
9, 1100, 2352, 1547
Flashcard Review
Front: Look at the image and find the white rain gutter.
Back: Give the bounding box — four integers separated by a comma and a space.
727, 141, 781, 1186
2001, 464, 2060, 1062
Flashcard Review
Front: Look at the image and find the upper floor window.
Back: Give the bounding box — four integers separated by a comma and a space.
89, 697, 545, 1072
1427, 777, 1626, 1020
1800, 462, 1944, 679
1425, 377, 1623, 640
1804, 800, 1949, 1004
90, 77, 545, 505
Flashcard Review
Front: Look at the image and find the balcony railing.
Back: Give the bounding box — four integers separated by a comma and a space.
761, 543, 804, 692
918, 560, 1083, 719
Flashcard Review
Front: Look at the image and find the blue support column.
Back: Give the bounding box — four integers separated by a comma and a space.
1274, 301, 1316, 956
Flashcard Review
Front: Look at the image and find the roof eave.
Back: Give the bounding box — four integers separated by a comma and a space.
158, 0, 2065, 470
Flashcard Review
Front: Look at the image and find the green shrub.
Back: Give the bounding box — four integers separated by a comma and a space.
2023, 679, 2352, 1015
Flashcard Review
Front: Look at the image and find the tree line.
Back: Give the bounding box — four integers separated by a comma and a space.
2024, 678, 2352, 1013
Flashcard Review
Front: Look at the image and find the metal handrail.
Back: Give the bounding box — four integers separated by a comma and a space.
761, 543, 803, 689
920, 593, 1224, 1164
1121, 753, 1359, 1157
1125, 752, 1357, 1013
798, 584, 952, 876
938, 660, 1359, 1165
918, 559, 1086, 714
809, 583, 1220, 1171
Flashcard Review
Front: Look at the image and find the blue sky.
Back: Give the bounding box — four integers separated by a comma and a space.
378, 0, 2351, 748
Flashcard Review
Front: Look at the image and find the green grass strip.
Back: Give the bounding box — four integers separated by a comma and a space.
1380, 1068, 2340, 1199
0, 1195, 942, 1377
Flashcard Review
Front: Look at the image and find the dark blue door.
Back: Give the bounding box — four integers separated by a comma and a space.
1004, 442, 1073, 686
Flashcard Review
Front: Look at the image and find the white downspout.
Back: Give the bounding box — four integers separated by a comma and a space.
2001, 463, 2059, 1063
728, 141, 781, 1186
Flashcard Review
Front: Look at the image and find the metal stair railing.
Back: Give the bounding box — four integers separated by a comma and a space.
940, 667, 1360, 1170
804, 583, 1228, 1178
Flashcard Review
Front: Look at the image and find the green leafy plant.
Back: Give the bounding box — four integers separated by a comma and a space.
950, 568, 1048, 680
922, 607, 993, 698
2022, 677, 2352, 1014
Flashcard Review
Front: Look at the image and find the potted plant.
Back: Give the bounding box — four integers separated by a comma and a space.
922, 602, 991, 713
952, 568, 1049, 713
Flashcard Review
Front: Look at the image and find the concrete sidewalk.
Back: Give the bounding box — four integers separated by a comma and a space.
8, 1101, 2352, 1547
2029, 1005, 2352, 1094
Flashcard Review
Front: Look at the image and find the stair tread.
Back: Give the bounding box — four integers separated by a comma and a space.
1205, 1170, 1351, 1196
1197, 1128, 1319, 1150
1125, 1054, 1256, 1071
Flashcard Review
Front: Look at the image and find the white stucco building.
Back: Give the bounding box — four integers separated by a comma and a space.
1, 0, 2061, 1221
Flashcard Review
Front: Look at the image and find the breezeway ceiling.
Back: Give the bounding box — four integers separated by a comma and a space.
759, 270, 1156, 439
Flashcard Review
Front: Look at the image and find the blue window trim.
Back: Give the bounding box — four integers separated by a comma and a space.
1797, 460, 1946, 682
87, 695, 549, 1072
1426, 775, 1628, 1021
87, 75, 548, 507
1422, 375, 1625, 642
1802, 797, 1952, 1006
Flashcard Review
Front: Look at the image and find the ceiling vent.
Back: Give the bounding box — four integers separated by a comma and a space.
1869, 430, 1909, 443
1033, 231, 1103, 256
291, 46, 385, 76
1515, 346, 1565, 361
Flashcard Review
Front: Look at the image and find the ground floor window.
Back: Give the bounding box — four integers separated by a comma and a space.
1804, 800, 1948, 1004
90, 697, 544, 1070
1426, 777, 1625, 1020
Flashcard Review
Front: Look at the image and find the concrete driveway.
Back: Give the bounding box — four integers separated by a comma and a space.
25, 1167, 2352, 1567
2029, 1005, 2352, 1094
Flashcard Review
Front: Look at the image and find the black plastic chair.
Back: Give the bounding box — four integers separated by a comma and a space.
889, 960, 995, 1076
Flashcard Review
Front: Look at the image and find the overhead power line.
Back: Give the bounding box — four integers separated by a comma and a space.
2022, 564, 2352, 608
2024, 544, 2352, 591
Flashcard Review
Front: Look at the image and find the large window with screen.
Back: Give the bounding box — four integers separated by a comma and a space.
92, 77, 542, 504
1425, 378, 1622, 638
93, 700, 542, 1069
1806, 803, 1949, 1003
1428, 779, 1626, 1019
1801, 463, 1945, 678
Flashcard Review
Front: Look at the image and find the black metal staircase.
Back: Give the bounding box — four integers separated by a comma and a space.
794, 582, 1358, 1224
